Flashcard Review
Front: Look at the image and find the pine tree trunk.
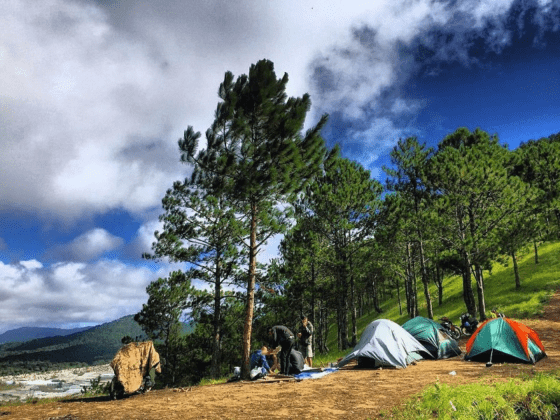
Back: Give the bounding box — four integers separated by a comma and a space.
316, 301, 323, 353
311, 261, 316, 325
321, 305, 329, 353
436, 265, 443, 306
396, 276, 402, 315
371, 277, 382, 313
336, 278, 343, 350
410, 247, 419, 317
406, 243, 416, 317
241, 204, 257, 379
417, 238, 434, 319
350, 269, 357, 346
512, 251, 521, 289
474, 264, 486, 321
534, 241, 539, 264
210, 267, 222, 378
462, 251, 477, 316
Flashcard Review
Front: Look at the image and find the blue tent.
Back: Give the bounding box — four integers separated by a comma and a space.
402, 316, 462, 359
337, 319, 429, 368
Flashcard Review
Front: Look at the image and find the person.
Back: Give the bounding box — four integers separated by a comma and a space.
268, 325, 295, 375
491, 307, 505, 318
287, 348, 305, 375
250, 345, 273, 374
297, 315, 314, 367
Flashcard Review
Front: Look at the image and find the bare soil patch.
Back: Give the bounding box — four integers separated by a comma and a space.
5, 292, 560, 420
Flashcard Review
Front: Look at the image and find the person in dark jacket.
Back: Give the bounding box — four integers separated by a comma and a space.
268, 325, 295, 375
288, 348, 305, 375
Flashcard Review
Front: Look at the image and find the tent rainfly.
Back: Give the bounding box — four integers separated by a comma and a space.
465, 317, 546, 364
402, 316, 462, 359
337, 319, 430, 369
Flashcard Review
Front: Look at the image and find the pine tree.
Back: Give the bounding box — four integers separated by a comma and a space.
426, 128, 528, 319
384, 137, 435, 319
180, 59, 328, 378
298, 149, 382, 349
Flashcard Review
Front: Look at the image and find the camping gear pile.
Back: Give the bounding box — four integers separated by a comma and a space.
460, 313, 479, 335
109, 341, 161, 400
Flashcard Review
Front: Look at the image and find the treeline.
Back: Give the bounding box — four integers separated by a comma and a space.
136, 58, 560, 385
275, 130, 560, 353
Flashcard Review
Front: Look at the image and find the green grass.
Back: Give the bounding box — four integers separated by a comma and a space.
383, 371, 560, 419
198, 377, 227, 386
326, 241, 560, 353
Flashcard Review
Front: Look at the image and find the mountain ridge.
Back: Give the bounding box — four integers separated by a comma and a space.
0, 326, 93, 345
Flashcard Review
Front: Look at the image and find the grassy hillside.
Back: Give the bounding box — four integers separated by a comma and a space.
327, 241, 560, 352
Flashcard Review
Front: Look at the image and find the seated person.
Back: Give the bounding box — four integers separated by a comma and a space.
284, 348, 305, 375
250, 345, 274, 374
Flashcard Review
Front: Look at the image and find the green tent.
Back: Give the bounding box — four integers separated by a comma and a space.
402, 316, 462, 359
465, 317, 546, 364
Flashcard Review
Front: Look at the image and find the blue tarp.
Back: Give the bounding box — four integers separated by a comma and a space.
294, 368, 338, 380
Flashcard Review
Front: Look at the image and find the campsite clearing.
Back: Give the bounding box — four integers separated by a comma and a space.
3, 292, 560, 420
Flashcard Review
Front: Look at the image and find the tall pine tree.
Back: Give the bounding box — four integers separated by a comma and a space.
180, 59, 328, 378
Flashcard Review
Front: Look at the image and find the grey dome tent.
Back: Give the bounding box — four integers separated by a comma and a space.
402, 316, 462, 359
337, 319, 430, 368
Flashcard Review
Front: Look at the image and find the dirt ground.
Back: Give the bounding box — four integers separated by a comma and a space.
4, 293, 560, 420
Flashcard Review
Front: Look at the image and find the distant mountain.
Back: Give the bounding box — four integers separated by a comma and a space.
0, 326, 93, 344
0, 315, 149, 373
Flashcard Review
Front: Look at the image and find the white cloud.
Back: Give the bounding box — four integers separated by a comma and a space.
0, 258, 175, 332
19, 259, 43, 270
1, 0, 555, 223
124, 218, 164, 260
0, 0, 188, 221
345, 118, 419, 172
45, 228, 124, 261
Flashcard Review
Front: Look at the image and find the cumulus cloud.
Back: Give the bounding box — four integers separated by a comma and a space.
44, 228, 124, 262
19, 259, 43, 270
308, 0, 559, 157
2, 0, 558, 224
346, 118, 420, 173
0, 258, 175, 332
124, 218, 163, 260
0, 0, 189, 221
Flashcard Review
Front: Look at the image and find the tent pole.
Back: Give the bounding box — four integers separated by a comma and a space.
486, 348, 494, 367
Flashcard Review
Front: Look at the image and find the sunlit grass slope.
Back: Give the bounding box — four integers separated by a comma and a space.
327, 241, 560, 352
385, 370, 560, 420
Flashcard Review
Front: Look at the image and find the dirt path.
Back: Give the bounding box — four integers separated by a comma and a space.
4, 292, 560, 420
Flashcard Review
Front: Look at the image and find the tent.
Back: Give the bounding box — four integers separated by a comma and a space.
337, 319, 430, 369
402, 316, 462, 359
464, 317, 546, 364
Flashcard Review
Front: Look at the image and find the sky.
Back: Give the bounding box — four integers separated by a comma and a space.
0, 0, 559, 333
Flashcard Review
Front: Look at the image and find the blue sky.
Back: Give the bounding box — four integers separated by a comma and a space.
0, 0, 558, 332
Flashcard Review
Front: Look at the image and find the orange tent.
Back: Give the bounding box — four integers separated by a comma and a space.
465, 317, 545, 364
